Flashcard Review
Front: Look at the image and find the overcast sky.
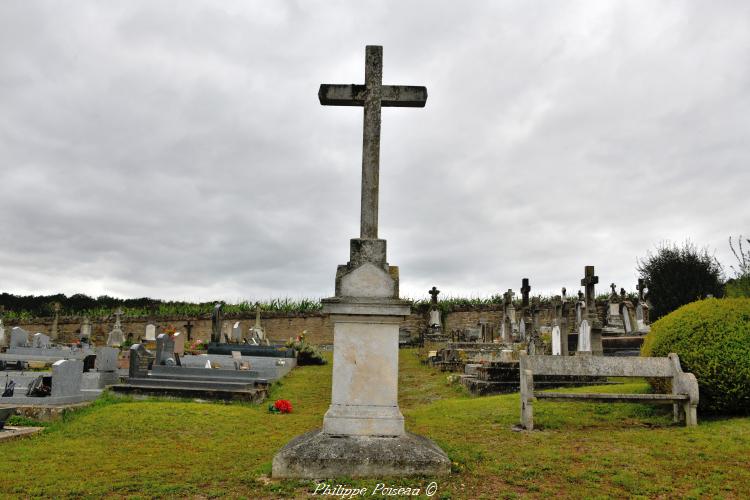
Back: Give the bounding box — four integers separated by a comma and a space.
1, 1, 748, 303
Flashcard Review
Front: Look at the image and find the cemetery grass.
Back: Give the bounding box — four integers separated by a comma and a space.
0, 352, 747, 498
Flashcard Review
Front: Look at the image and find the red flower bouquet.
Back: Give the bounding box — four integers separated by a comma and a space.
269, 399, 293, 414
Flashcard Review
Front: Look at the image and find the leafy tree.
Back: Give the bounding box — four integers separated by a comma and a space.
726, 235, 750, 298
637, 241, 724, 320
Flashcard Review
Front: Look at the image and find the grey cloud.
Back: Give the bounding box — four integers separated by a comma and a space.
1, 1, 748, 303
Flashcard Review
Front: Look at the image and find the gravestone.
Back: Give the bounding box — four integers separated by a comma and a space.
94, 347, 119, 372
144, 324, 157, 341
580, 266, 603, 355
635, 279, 651, 333
502, 289, 516, 342
10, 327, 29, 348
155, 334, 175, 366
559, 290, 570, 356
520, 278, 532, 341
428, 286, 441, 329
51, 359, 83, 398
273, 45, 449, 479
602, 283, 626, 335
107, 308, 125, 346
50, 302, 60, 340
518, 318, 526, 340
33, 333, 51, 349
0, 318, 5, 347
578, 319, 592, 353
211, 303, 223, 343
231, 321, 243, 342
248, 303, 267, 345
129, 344, 153, 378
173, 332, 185, 356
80, 316, 92, 341
551, 326, 562, 355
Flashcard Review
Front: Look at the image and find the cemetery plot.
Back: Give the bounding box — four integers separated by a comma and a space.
111, 335, 296, 402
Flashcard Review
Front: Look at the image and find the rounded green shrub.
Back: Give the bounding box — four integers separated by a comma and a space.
641, 298, 750, 415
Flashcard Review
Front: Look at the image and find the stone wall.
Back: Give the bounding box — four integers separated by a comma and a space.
7, 301, 619, 346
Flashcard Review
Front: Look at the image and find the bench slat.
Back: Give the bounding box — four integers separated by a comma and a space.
522, 355, 675, 377
535, 392, 689, 403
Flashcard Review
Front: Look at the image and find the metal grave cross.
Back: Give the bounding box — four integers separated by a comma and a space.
319, 45, 427, 240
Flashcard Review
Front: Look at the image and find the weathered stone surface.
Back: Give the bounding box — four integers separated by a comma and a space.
51, 359, 83, 398
173, 332, 185, 355
272, 430, 450, 479
94, 347, 119, 372
155, 334, 175, 366
339, 262, 395, 298
321, 297, 411, 317
518, 352, 699, 429
323, 316, 403, 436
10, 327, 29, 348
32, 333, 51, 349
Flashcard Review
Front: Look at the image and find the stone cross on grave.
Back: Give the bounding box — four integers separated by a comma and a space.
521, 279, 531, 308
114, 307, 123, 330
274, 46, 449, 480
503, 289, 514, 306
581, 267, 599, 309
319, 45, 427, 240
428, 286, 440, 306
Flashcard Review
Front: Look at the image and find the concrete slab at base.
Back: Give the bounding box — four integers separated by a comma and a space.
272, 429, 451, 479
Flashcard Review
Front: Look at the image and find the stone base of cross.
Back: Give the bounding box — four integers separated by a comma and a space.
272, 45, 449, 479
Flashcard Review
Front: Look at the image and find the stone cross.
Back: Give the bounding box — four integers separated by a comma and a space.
183, 319, 194, 341
521, 279, 531, 308
319, 45, 427, 239
254, 302, 262, 329
610, 283, 617, 298
561, 287, 567, 300
503, 289, 514, 306
51, 302, 61, 339
211, 303, 223, 343
580, 266, 598, 311
114, 307, 123, 330
428, 286, 440, 305
637, 278, 646, 301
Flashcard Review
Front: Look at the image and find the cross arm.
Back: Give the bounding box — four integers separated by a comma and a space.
319, 84, 428, 107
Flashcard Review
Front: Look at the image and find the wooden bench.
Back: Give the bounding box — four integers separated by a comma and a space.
519, 353, 699, 430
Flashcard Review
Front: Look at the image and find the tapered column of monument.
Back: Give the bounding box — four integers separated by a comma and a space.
361, 45, 382, 240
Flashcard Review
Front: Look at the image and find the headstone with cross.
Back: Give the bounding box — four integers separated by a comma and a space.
520, 279, 532, 341
50, 302, 61, 340
428, 287, 441, 330
428, 286, 440, 306
521, 279, 531, 308
502, 289, 517, 341
276, 45, 449, 479
579, 266, 603, 354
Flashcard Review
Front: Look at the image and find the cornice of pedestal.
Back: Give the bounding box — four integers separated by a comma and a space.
321, 296, 411, 317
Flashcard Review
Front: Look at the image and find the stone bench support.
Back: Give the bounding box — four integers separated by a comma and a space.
519, 353, 699, 430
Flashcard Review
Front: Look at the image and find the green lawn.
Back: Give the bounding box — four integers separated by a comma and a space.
0, 350, 748, 499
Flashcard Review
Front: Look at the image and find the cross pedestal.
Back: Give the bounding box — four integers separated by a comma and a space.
272, 46, 449, 479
